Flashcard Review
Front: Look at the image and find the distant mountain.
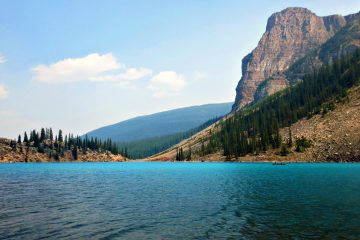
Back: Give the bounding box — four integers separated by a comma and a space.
85, 103, 232, 142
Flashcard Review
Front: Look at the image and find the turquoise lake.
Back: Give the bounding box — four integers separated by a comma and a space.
0, 162, 359, 239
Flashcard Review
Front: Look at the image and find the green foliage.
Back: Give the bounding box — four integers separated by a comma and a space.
176, 147, 185, 161
279, 144, 290, 156
321, 102, 336, 117
23, 132, 29, 143
58, 130, 63, 142
288, 127, 293, 147
10, 140, 17, 151
208, 48, 360, 159
295, 137, 312, 152
186, 144, 192, 161
16, 128, 125, 161
72, 146, 78, 160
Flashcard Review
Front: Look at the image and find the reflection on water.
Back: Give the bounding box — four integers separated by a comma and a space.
0, 162, 359, 239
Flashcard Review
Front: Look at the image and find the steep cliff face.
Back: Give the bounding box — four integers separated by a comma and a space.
233, 7, 346, 109
286, 12, 360, 81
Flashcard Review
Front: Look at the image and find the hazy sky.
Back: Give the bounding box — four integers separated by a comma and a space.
0, 0, 359, 138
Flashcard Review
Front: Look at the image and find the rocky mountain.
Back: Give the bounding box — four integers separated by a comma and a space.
285, 11, 360, 82
150, 7, 360, 162
233, 7, 356, 110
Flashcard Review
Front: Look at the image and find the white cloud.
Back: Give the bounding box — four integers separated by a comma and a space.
89, 67, 152, 82
0, 55, 6, 64
32, 53, 124, 83
32, 53, 153, 86
149, 71, 186, 97
0, 84, 8, 99
31, 53, 189, 96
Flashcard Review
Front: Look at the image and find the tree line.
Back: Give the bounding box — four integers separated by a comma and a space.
11, 128, 129, 161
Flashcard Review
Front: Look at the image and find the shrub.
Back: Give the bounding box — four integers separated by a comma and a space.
295, 137, 312, 152
280, 144, 290, 156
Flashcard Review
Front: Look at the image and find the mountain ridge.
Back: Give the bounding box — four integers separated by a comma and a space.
85, 102, 232, 142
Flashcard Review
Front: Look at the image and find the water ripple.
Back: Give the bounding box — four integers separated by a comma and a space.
0, 162, 359, 239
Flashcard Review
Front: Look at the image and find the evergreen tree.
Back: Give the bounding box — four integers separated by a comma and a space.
40, 128, 46, 142
176, 148, 180, 161
17, 135, 22, 144
288, 127, 293, 147
201, 140, 205, 157
58, 130, 63, 142
50, 128, 53, 142
72, 146, 78, 160
186, 144, 192, 161
10, 140, 17, 151
64, 135, 68, 150
24, 131, 29, 143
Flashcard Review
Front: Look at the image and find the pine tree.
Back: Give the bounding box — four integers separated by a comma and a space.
24, 131, 29, 143
40, 128, 46, 142
72, 146, 78, 160
179, 147, 184, 161
176, 148, 179, 161
186, 144, 192, 161
288, 127, 293, 147
10, 140, 17, 151
201, 140, 205, 156
64, 135, 68, 150
124, 147, 128, 158
17, 135, 22, 144
50, 128, 53, 142
58, 130, 63, 142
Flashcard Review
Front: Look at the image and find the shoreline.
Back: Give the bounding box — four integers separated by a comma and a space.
1, 160, 359, 164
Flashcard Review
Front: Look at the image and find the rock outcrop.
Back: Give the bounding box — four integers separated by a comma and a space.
233, 7, 347, 109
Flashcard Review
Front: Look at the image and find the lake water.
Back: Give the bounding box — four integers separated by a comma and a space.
0, 162, 359, 239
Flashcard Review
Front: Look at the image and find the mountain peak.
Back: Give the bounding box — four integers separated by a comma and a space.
266, 7, 315, 31
233, 8, 348, 110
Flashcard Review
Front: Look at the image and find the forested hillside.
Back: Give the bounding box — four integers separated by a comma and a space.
151, 49, 360, 162
119, 117, 221, 159
211, 49, 360, 159
85, 103, 232, 142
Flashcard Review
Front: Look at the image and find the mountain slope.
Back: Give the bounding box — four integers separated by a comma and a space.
118, 117, 221, 159
85, 102, 232, 142
150, 85, 360, 162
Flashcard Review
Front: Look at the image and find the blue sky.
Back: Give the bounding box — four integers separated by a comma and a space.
0, 0, 359, 138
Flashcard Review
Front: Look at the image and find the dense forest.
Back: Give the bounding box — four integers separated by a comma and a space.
10, 128, 128, 161
118, 117, 222, 159
197, 48, 360, 159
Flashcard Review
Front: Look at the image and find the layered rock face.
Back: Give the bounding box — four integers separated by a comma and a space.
233, 7, 347, 110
